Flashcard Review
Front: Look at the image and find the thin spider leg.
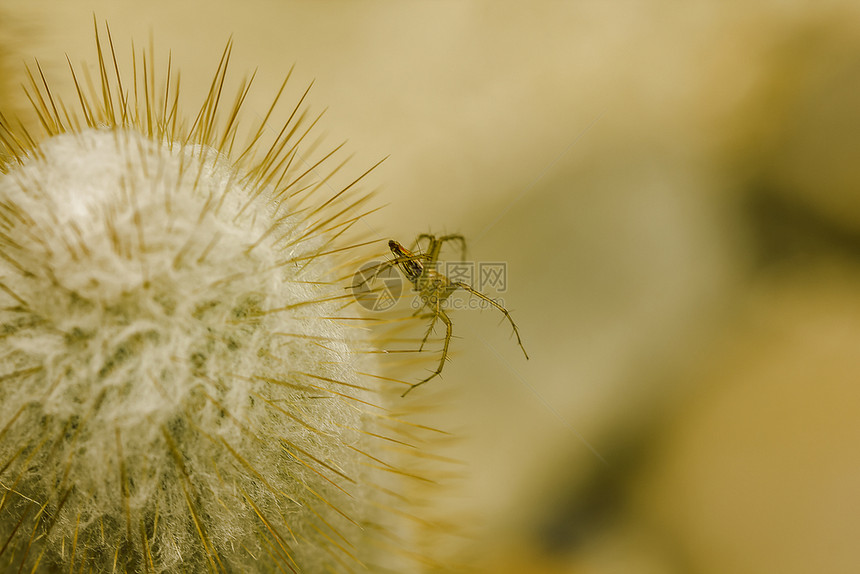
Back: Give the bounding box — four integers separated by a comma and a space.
404, 311, 439, 351
418, 312, 438, 352
452, 282, 529, 359
421, 234, 466, 265
436, 234, 467, 262
413, 234, 433, 253
416, 233, 439, 244
403, 307, 453, 397
424, 236, 441, 266
349, 258, 397, 290
350, 253, 429, 290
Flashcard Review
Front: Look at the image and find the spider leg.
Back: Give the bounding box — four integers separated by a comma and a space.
351, 252, 429, 290
452, 282, 529, 360
422, 234, 467, 268
424, 236, 442, 266
437, 234, 467, 262
405, 311, 437, 351
418, 312, 438, 352
402, 307, 453, 397
350, 258, 397, 290
414, 234, 435, 252
413, 232, 466, 270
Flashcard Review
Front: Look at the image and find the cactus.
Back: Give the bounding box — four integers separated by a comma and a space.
0, 23, 439, 574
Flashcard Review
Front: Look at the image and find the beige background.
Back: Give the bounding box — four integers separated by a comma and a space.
3, 1, 860, 572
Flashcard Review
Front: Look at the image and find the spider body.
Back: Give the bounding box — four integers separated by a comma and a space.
388, 239, 457, 310
381, 234, 528, 396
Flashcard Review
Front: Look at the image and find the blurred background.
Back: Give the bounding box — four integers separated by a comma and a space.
3, 1, 860, 572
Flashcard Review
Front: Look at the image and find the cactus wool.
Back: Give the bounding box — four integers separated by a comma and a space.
0, 25, 431, 574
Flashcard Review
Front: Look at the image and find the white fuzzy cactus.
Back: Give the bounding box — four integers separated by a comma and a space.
0, 26, 441, 574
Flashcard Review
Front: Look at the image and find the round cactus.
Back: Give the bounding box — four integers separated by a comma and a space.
0, 24, 442, 574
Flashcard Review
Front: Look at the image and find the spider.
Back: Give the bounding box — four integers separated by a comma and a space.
359, 234, 529, 396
